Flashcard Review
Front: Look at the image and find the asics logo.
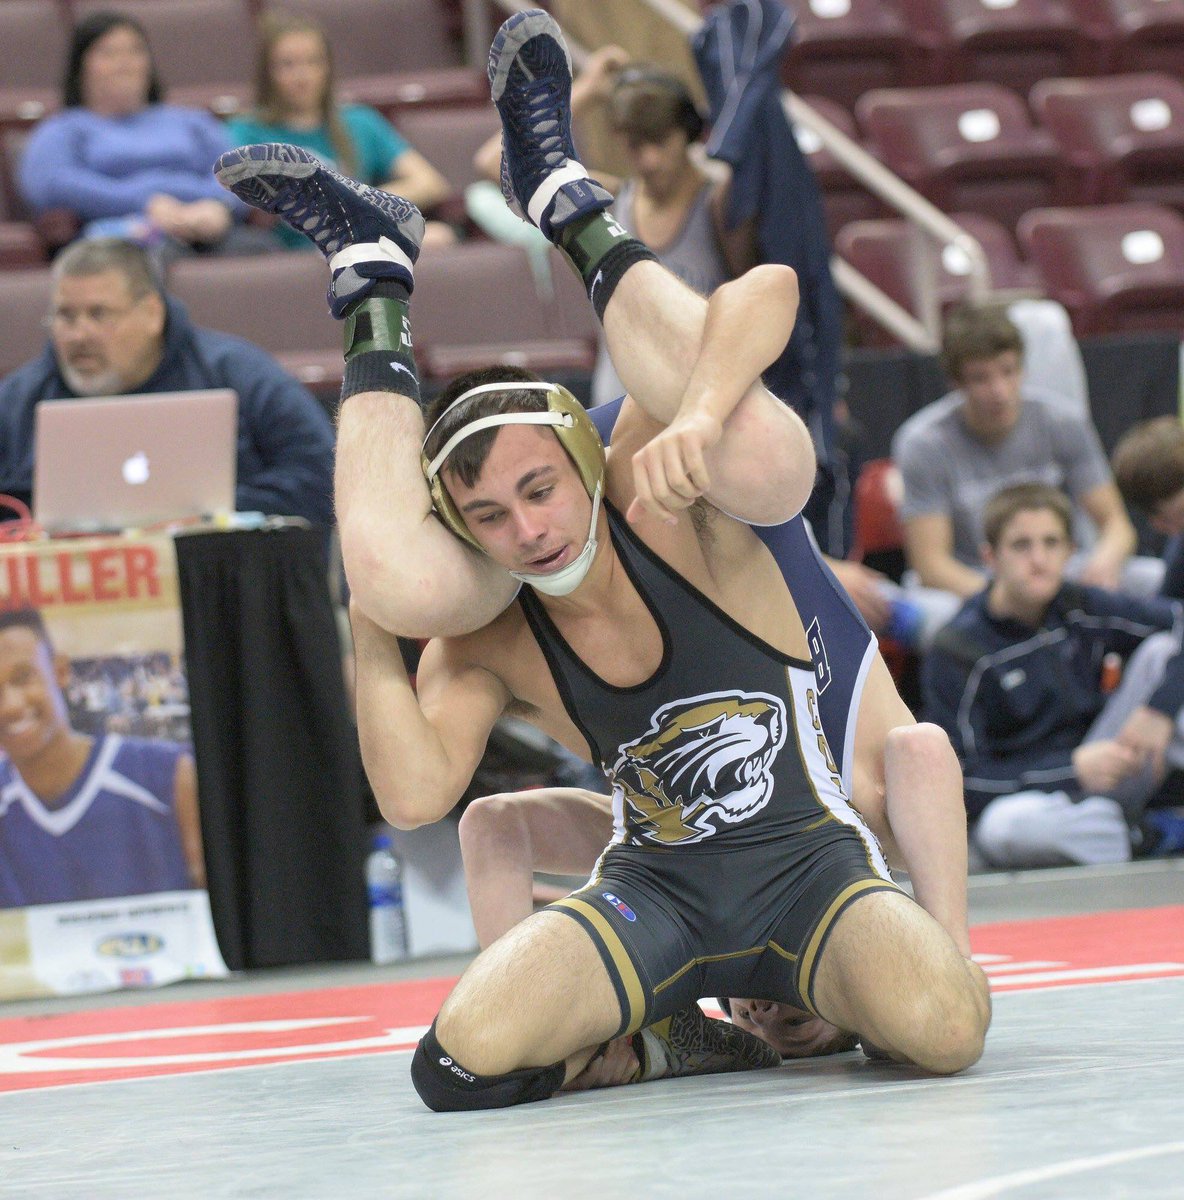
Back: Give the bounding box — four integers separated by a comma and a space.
438, 1055, 476, 1083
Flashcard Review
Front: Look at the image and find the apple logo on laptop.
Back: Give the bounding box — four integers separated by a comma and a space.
122, 451, 150, 486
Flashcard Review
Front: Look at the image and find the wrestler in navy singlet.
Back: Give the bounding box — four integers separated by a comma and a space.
0, 734, 193, 908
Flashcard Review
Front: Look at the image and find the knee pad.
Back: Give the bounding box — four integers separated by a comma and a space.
410, 1023, 566, 1112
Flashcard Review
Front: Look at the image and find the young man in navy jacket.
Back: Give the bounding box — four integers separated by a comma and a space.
923, 482, 1184, 868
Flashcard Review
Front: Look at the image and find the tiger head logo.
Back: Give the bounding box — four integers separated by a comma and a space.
611, 690, 787, 845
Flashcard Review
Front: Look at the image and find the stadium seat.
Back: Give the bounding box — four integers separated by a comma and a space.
392, 102, 502, 222
899, 0, 1094, 92
1031, 73, 1184, 212
167, 253, 343, 394
0, 267, 54, 378
1, 128, 77, 259
836, 212, 1041, 345
71, 0, 257, 117
410, 241, 595, 382
0, 0, 68, 131
1017, 202, 1184, 336
781, 0, 922, 115
1069, 0, 1184, 76
856, 82, 1069, 232
793, 95, 883, 241
273, 0, 484, 114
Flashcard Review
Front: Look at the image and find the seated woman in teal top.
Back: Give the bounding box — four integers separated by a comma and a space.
227, 11, 455, 250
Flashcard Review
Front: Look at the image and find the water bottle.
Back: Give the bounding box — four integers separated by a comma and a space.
367, 833, 408, 963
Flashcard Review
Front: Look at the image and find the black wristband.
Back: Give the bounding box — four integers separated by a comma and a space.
341, 350, 421, 405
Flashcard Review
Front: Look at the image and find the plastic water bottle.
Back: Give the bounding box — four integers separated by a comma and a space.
367, 833, 408, 963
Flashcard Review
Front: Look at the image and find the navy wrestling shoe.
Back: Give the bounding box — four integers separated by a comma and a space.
213, 143, 424, 316
487, 9, 612, 241
635, 1005, 782, 1081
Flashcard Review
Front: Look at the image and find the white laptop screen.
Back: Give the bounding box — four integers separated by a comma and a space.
33, 389, 238, 533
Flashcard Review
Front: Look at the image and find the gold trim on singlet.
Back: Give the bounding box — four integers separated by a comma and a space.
551, 896, 646, 1032
797, 878, 891, 1014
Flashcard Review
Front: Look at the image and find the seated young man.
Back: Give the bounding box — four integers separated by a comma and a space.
923, 482, 1184, 868
216, 9, 989, 1112
892, 303, 1144, 642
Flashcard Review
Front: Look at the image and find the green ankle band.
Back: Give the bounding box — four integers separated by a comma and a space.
558, 212, 634, 278
343, 296, 413, 361
558, 213, 658, 321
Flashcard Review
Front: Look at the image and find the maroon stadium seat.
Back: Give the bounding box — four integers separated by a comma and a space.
167, 253, 343, 394
856, 82, 1069, 231
1031, 73, 1184, 212
899, 0, 1094, 91
793, 95, 883, 241
836, 212, 1041, 345
276, 0, 485, 115
1069, 0, 1184, 76
782, 0, 922, 115
392, 104, 501, 197
0, 1, 69, 131
0, 267, 54, 377
410, 241, 594, 382
1017, 202, 1184, 336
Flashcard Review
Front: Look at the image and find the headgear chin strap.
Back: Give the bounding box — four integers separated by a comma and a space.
422, 382, 607, 596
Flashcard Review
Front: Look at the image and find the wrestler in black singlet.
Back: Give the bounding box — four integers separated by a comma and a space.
520, 502, 900, 1036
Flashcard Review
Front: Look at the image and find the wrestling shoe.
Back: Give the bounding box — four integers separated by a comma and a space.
213, 143, 424, 317
487, 9, 612, 241
634, 1004, 782, 1082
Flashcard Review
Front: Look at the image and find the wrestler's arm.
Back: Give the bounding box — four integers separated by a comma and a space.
849, 655, 973, 958
350, 603, 510, 828
605, 263, 816, 527
336, 395, 518, 639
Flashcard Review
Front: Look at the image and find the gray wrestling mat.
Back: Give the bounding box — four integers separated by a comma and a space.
2, 860, 1182, 1199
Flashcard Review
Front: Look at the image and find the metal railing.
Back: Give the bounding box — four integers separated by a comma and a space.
466, 0, 998, 350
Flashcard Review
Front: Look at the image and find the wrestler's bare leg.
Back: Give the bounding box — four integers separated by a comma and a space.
459, 788, 613, 949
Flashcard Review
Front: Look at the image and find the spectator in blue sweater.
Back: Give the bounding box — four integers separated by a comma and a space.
0, 238, 334, 526
18, 11, 274, 262
923, 482, 1184, 868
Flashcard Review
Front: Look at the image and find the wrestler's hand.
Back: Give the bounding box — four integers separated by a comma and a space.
627, 410, 721, 526
563, 1036, 639, 1091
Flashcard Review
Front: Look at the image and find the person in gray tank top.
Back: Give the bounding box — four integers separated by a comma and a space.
589, 63, 748, 407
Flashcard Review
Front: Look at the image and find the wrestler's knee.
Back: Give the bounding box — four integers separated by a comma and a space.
888, 964, 991, 1074
457, 792, 528, 858
411, 1021, 564, 1112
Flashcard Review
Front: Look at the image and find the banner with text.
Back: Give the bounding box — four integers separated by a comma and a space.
0, 534, 227, 1001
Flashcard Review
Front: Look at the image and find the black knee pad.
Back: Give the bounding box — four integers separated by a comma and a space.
410, 1023, 566, 1112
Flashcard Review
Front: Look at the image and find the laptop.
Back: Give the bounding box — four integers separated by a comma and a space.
33, 389, 238, 533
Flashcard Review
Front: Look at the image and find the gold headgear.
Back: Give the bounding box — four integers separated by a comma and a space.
421, 382, 606, 549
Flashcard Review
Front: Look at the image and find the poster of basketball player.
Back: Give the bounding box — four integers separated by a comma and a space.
0, 536, 226, 999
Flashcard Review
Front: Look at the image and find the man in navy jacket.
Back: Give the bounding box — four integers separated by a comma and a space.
923, 481, 1184, 867
0, 237, 334, 526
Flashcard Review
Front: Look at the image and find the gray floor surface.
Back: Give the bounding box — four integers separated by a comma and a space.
1, 861, 1182, 1199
